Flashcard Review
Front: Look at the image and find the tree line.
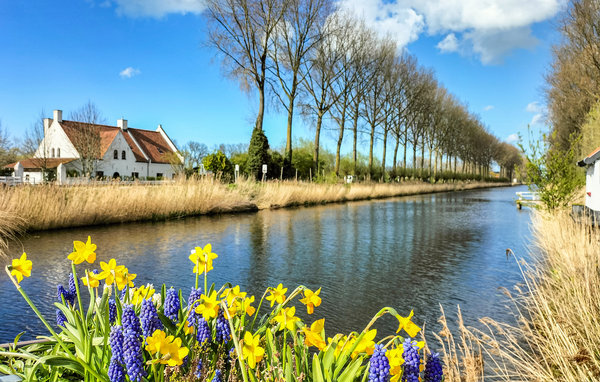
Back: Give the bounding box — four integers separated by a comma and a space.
204, 0, 522, 181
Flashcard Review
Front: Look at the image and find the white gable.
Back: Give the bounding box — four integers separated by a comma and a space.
34, 120, 79, 159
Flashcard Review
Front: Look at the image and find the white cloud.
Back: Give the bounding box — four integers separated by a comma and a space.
336, 0, 564, 64
104, 0, 206, 18
437, 33, 459, 53
530, 113, 544, 126
506, 133, 519, 144
119, 67, 141, 78
526, 101, 543, 113
483, 105, 494, 111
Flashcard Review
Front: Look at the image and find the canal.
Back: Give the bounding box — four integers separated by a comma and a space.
0, 185, 531, 343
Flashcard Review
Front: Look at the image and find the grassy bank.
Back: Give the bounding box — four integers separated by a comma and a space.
0, 179, 509, 249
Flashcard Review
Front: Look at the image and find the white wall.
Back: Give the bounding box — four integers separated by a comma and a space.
99, 131, 147, 178
586, 162, 600, 211
34, 120, 79, 159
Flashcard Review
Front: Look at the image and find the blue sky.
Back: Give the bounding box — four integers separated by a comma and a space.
0, 0, 564, 155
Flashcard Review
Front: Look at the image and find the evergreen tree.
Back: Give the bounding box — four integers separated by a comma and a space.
247, 127, 271, 180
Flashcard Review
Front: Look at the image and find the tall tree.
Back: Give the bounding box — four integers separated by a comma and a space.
269, 0, 331, 176
205, 0, 287, 133
69, 102, 105, 177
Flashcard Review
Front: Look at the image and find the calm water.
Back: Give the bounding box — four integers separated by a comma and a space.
0, 185, 532, 343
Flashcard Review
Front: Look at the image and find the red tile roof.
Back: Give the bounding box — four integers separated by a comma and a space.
4, 158, 76, 170
59, 120, 176, 163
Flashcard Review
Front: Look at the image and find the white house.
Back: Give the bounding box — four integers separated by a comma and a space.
5, 109, 181, 183
578, 146, 600, 212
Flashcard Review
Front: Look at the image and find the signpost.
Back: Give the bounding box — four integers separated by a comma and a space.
235, 164, 240, 183
262, 164, 267, 182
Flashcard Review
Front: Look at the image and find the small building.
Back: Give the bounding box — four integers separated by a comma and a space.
5, 109, 181, 183
577, 146, 600, 212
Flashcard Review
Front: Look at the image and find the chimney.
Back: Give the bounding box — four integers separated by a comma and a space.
53, 110, 62, 123
117, 118, 128, 131
43, 118, 51, 136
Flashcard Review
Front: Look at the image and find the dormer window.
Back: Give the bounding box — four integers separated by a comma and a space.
113, 150, 118, 159
122, 151, 126, 160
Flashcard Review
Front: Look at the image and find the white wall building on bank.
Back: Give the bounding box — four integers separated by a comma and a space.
5, 109, 181, 183
578, 146, 600, 212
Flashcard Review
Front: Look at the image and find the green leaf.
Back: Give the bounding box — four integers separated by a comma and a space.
312, 353, 325, 382
38, 354, 85, 375
338, 357, 365, 382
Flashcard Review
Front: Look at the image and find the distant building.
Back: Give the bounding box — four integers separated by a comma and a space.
5, 109, 181, 183
578, 146, 600, 213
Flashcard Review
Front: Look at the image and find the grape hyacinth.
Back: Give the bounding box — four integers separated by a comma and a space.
140, 298, 163, 338
57, 284, 74, 306
196, 317, 211, 345
164, 287, 180, 323
187, 287, 202, 327
369, 344, 390, 382
212, 369, 223, 382
109, 299, 117, 324
215, 310, 231, 343
122, 305, 146, 382
68, 273, 79, 296
194, 360, 203, 379
109, 326, 125, 382
423, 353, 443, 382
402, 338, 420, 382
56, 309, 67, 327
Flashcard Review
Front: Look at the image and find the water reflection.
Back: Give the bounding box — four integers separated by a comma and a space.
0, 186, 531, 343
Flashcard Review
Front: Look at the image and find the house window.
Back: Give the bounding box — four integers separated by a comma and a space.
113, 150, 118, 159
157, 173, 163, 179
52, 148, 55, 158
132, 172, 139, 179
96, 171, 104, 178
57, 148, 60, 158
122, 151, 126, 160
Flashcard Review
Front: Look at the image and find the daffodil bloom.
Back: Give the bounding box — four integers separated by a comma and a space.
265, 283, 287, 307
299, 287, 322, 314
97, 259, 125, 285
242, 296, 256, 316
220, 285, 246, 305
303, 318, 326, 350
188, 244, 218, 275
351, 329, 377, 358
145, 330, 189, 366
81, 270, 101, 288
115, 268, 136, 290
67, 236, 97, 264
387, 346, 404, 382
274, 306, 300, 332
396, 310, 421, 338
195, 290, 220, 320
241, 331, 264, 369
131, 284, 155, 305
10, 253, 32, 284
183, 323, 195, 335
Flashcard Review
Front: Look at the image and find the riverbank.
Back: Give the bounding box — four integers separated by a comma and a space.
0, 179, 511, 242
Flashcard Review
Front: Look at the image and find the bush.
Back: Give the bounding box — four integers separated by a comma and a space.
246, 127, 270, 180
203, 151, 234, 179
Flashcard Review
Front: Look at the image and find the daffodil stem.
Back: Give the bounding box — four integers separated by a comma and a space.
250, 289, 270, 331
282, 330, 287, 377
195, 258, 199, 290
221, 301, 249, 382
71, 262, 85, 322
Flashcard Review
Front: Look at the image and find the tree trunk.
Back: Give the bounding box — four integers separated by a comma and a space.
335, 112, 346, 177
381, 127, 388, 182
284, 100, 294, 176
392, 136, 399, 178
352, 105, 359, 175
368, 123, 375, 181
256, 84, 265, 132
314, 111, 323, 175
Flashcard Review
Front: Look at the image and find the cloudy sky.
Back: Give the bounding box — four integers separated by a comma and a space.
0, 0, 563, 153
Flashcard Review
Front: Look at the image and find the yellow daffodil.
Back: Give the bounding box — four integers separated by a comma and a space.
115, 268, 136, 291
265, 283, 287, 307
387, 346, 404, 382
145, 330, 189, 366
183, 322, 195, 335
351, 329, 377, 358
131, 284, 155, 305
81, 270, 102, 288
67, 236, 97, 264
274, 306, 300, 332
221, 285, 246, 305
195, 290, 220, 320
189, 244, 218, 275
97, 259, 125, 285
327, 334, 350, 359
396, 310, 421, 338
242, 296, 256, 316
10, 253, 32, 284
299, 287, 322, 314
303, 318, 326, 350
241, 331, 264, 369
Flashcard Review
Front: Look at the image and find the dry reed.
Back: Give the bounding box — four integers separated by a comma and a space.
468, 211, 600, 381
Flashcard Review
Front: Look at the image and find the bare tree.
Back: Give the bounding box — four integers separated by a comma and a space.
269, 0, 331, 175
21, 110, 54, 179
69, 102, 106, 177
0, 121, 19, 168
205, 0, 288, 133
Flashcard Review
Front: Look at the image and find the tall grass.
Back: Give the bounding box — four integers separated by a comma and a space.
0, 178, 507, 234
462, 211, 600, 381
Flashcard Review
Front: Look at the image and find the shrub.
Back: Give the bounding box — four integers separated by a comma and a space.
246, 128, 270, 180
